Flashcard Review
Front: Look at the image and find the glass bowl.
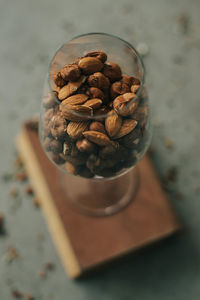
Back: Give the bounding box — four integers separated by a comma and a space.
39, 33, 152, 216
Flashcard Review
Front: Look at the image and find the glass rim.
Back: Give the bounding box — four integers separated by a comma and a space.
47, 32, 146, 120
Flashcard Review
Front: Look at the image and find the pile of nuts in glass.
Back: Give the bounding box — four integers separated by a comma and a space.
42, 50, 149, 178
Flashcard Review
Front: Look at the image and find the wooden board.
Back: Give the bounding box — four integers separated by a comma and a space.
16, 123, 182, 278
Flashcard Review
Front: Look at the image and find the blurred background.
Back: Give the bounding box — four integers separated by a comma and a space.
0, 0, 200, 299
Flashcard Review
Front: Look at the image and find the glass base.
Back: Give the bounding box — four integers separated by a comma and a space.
59, 167, 140, 217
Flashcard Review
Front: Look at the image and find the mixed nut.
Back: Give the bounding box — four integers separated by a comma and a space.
41, 50, 149, 178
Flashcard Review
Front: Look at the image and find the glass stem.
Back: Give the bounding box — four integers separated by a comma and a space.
59, 167, 140, 216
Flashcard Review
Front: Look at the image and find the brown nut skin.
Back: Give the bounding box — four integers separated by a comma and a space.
99, 144, 117, 159
110, 81, 130, 99
76, 139, 96, 153
49, 139, 63, 154
50, 114, 67, 140
121, 75, 140, 86
86, 154, 102, 173
60, 64, 81, 82
78, 57, 103, 74
63, 153, 88, 166
89, 121, 106, 134
131, 84, 140, 93
84, 98, 103, 109
51, 153, 66, 165
43, 137, 63, 153
88, 72, 110, 91
53, 71, 66, 87
60, 102, 92, 122
113, 119, 137, 139
62, 93, 88, 105
130, 104, 148, 122
67, 121, 90, 140
65, 162, 78, 175
119, 128, 141, 148
113, 93, 138, 116
121, 75, 134, 86
76, 84, 88, 94
74, 57, 82, 65
63, 141, 71, 155
78, 166, 94, 178
132, 77, 141, 85
83, 131, 111, 146
93, 106, 111, 120
58, 76, 86, 100
112, 144, 130, 161
53, 86, 61, 94
102, 62, 122, 82
85, 51, 107, 63
105, 110, 122, 137
70, 144, 79, 157
86, 87, 105, 101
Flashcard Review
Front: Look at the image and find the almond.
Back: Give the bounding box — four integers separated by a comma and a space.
84, 98, 102, 109
70, 144, 79, 157
60, 104, 92, 121
60, 64, 81, 82
86, 87, 105, 100
65, 162, 78, 175
61, 94, 88, 106
113, 119, 138, 139
86, 154, 101, 173
89, 121, 106, 133
64, 154, 86, 166
49, 139, 63, 154
58, 76, 86, 100
53, 71, 66, 87
110, 81, 130, 99
78, 166, 94, 178
67, 121, 90, 139
131, 84, 140, 93
120, 128, 141, 148
102, 62, 122, 81
76, 139, 96, 153
113, 93, 138, 116
105, 110, 122, 137
83, 130, 111, 146
130, 105, 148, 121
78, 57, 103, 74
50, 114, 67, 139
88, 72, 110, 91
93, 106, 111, 120
52, 153, 66, 164
99, 144, 117, 158
63, 141, 71, 155
85, 51, 107, 63
132, 77, 141, 85
121, 74, 134, 86
53, 86, 61, 93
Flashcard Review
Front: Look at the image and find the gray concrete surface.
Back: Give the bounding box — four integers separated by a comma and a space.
0, 0, 200, 299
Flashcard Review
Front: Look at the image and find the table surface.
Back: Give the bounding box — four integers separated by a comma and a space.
0, 0, 200, 299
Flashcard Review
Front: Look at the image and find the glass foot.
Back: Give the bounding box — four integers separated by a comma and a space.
59, 167, 140, 217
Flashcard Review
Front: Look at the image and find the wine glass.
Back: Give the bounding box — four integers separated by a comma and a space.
39, 33, 152, 216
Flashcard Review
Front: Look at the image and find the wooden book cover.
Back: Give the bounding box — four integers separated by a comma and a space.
16, 123, 182, 278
